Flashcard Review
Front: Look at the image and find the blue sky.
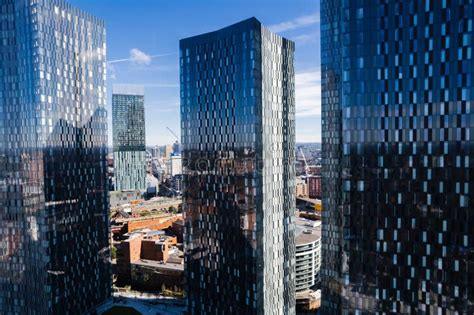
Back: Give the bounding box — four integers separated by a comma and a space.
69, 0, 320, 145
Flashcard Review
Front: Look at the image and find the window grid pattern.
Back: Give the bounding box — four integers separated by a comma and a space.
112, 91, 146, 191
321, 0, 344, 313
295, 239, 320, 293
180, 18, 295, 314
322, 0, 474, 313
0, 0, 110, 314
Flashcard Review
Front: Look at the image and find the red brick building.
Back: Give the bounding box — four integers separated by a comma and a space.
141, 236, 177, 262
308, 176, 321, 199
116, 232, 179, 284
126, 217, 177, 233
116, 234, 144, 283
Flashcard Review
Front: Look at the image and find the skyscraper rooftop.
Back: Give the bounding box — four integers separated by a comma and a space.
113, 84, 145, 96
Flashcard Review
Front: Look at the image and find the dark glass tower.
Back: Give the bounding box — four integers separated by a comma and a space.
180, 18, 296, 314
321, 0, 474, 313
112, 85, 146, 191
0, 0, 110, 314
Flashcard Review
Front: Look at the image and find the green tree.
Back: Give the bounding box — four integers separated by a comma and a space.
169, 206, 177, 214
111, 246, 117, 260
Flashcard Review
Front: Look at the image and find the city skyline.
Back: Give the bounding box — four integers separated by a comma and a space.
67, 0, 320, 145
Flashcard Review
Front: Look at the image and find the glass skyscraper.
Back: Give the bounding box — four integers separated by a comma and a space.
0, 0, 110, 314
112, 85, 146, 191
180, 18, 296, 314
321, 0, 474, 313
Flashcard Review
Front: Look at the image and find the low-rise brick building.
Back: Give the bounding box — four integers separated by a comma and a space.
115, 229, 182, 289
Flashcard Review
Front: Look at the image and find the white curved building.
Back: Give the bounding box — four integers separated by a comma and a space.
295, 218, 321, 292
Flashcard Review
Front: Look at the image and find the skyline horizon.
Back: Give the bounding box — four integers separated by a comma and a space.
113, 140, 322, 148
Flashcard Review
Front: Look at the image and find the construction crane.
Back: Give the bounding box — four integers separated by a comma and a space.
299, 147, 309, 176
166, 127, 180, 142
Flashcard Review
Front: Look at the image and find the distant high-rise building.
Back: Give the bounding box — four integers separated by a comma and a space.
321, 1, 474, 313
164, 154, 182, 178
0, 0, 110, 313
151, 145, 161, 159
172, 140, 181, 155
164, 144, 173, 159
112, 85, 146, 191
170, 155, 182, 177
181, 18, 296, 314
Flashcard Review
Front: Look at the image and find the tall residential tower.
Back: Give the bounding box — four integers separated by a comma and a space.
321, 0, 474, 313
112, 85, 146, 191
0, 0, 110, 313
180, 18, 296, 314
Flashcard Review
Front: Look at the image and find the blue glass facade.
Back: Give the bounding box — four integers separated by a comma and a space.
322, 0, 474, 313
0, 0, 110, 313
112, 85, 146, 191
180, 18, 296, 314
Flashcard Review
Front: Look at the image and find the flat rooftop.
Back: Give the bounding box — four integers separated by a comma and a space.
295, 217, 321, 246
131, 259, 184, 271
112, 84, 144, 96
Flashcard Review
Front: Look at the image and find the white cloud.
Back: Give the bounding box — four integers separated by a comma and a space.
108, 49, 175, 65
269, 13, 320, 33
295, 69, 321, 117
129, 48, 152, 65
